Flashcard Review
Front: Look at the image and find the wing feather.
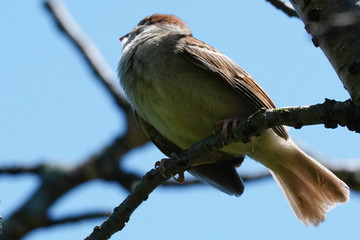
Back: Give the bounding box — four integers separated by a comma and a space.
179, 37, 288, 139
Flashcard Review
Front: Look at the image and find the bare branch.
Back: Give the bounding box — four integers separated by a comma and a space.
328, 163, 360, 192
2, 1, 152, 237
1, 132, 148, 239
266, 0, 298, 18
0, 164, 45, 175
85, 99, 360, 240
44, 0, 130, 112
43, 0, 146, 146
45, 212, 110, 227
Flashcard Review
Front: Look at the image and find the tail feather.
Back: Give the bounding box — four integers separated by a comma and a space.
250, 132, 350, 226
268, 147, 349, 226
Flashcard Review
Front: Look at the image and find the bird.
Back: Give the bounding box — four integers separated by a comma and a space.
118, 13, 349, 226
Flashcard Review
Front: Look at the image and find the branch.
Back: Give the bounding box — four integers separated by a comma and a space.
43, 0, 147, 152
0, 164, 45, 175
44, 0, 131, 112
289, 0, 360, 105
266, 0, 299, 18
1, 132, 149, 239
2, 1, 148, 238
334, 166, 360, 191
85, 98, 360, 240
45, 212, 110, 227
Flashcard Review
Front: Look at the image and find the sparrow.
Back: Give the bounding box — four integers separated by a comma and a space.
118, 14, 349, 226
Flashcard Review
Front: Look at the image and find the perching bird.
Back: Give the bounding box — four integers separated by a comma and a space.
118, 14, 349, 226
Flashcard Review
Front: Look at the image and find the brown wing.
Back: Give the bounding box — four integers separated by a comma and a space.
135, 111, 182, 156
179, 36, 288, 140
135, 111, 244, 196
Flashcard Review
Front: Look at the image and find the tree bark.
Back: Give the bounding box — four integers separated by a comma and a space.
290, 0, 360, 105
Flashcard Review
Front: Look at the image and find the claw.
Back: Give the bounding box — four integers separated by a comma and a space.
232, 119, 240, 138
170, 152, 179, 160
155, 159, 168, 178
215, 117, 242, 138
171, 171, 185, 183
154, 153, 185, 183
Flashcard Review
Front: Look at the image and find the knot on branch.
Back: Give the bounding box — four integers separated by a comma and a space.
344, 100, 360, 133
322, 99, 360, 133
322, 99, 340, 129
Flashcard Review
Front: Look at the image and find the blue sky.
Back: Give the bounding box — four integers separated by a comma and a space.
1, 1, 360, 239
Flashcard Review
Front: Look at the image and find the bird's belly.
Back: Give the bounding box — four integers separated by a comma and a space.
130, 70, 254, 155
120, 41, 257, 155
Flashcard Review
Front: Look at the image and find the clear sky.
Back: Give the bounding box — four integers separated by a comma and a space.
1, 1, 360, 239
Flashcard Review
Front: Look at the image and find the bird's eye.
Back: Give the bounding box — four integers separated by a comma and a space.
138, 20, 147, 26
138, 17, 150, 26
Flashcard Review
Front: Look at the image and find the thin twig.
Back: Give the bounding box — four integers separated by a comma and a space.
45, 212, 110, 227
0, 164, 45, 175
266, 0, 299, 18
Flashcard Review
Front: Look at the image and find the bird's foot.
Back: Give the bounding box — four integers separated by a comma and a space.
154, 153, 185, 183
215, 117, 242, 138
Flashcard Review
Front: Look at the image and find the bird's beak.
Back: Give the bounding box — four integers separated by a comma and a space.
119, 30, 135, 42
119, 33, 130, 42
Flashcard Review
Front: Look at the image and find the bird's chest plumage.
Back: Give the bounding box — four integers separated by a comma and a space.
120, 36, 245, 150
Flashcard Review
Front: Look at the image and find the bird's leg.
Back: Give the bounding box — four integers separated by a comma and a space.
215, 117, 255, 154
215, 117, 242, 138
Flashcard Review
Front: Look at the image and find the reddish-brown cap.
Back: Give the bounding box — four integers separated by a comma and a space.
137, 14, 189, 30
